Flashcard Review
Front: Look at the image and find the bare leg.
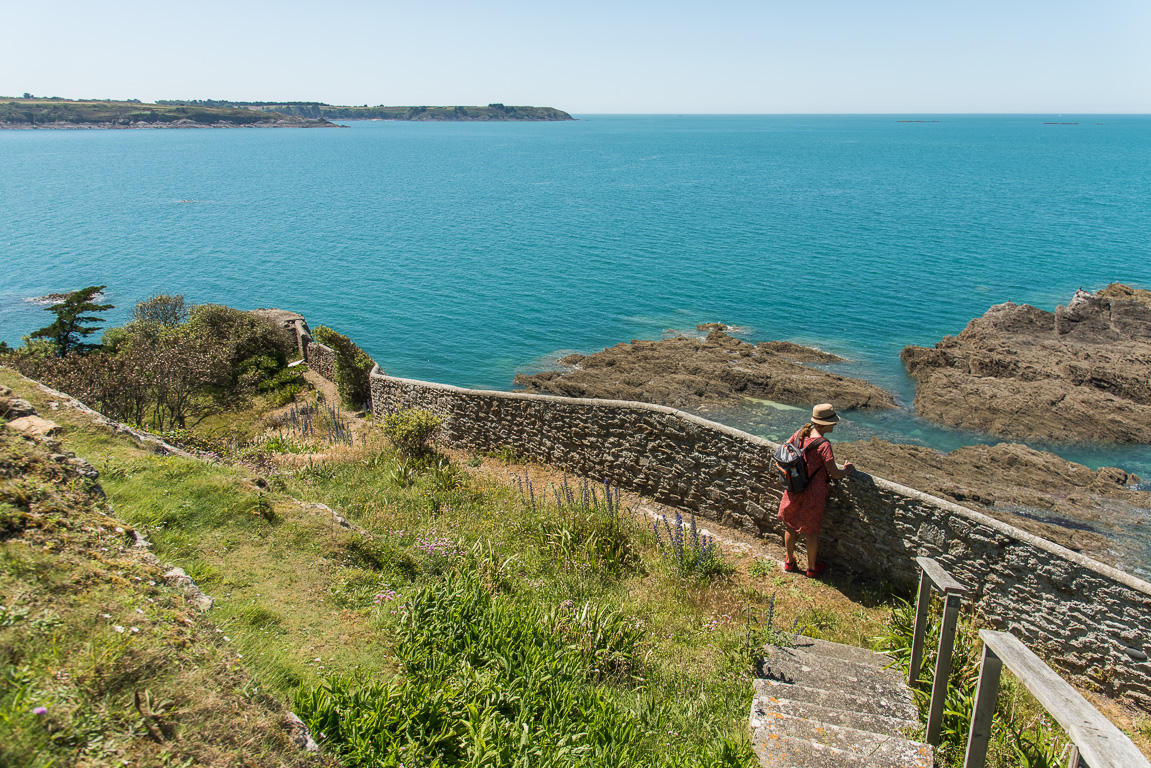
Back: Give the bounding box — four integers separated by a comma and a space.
783, 525, 799, 565
804, 533, 819, 571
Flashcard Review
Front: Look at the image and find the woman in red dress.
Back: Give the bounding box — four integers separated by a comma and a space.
778, 403, 855, 577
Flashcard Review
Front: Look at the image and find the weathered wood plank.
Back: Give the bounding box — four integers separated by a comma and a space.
915, 556, 967, 594
927, 591, 962, 745
978, 631, 1150, 768
964, 642, 1003, 768
908, 569, 932, 686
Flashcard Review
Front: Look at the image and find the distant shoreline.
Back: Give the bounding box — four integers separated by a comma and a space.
0, 97, 574, 129
0, 120, 335, 130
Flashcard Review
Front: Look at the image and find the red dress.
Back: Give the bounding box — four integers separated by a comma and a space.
777, 429, 835, 535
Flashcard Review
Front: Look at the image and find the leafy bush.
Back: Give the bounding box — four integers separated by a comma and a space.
132, 293, 188, 328
378, 408, 443, 457
185, 304, 294, 387
10, 326, 230, 430
312, 326, 374, 409
7, 298, 294, 430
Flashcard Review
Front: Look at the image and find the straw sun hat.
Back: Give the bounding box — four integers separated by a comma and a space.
810, 403, 840, 425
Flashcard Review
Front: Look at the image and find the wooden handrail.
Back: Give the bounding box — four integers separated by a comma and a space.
965, 630, 1150, 768
908, 556, 968, 746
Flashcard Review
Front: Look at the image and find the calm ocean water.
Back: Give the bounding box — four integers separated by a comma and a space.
2, 115, 1149, 565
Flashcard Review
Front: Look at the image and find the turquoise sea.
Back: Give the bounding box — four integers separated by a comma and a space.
2, 115, 1149, 561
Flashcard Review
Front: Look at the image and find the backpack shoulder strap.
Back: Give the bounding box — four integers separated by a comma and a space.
802, 436, 828, 453
802, 436, 829, 479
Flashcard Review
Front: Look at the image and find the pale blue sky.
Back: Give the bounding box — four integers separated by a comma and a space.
3, 0, 1149, 113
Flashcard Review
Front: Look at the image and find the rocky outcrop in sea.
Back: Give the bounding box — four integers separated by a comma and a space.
901, 284, 1151, 443
514, 327, 896, 412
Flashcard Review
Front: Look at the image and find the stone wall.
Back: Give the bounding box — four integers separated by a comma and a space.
304, 340, 337, 383
370, 367, 1151, 709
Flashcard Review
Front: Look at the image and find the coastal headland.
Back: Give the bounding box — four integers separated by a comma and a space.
0, 97, 573, 129
181, 100, 576, 121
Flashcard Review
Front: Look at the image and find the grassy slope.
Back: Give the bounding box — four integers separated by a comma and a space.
3, 366, 880, 765
9, 363, 1145, 765
0, 372, 330, 767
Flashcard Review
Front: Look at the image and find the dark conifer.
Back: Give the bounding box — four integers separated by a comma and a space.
29, 285, 114, 356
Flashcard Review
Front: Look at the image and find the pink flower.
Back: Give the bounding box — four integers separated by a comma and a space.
33, 707, 47, 716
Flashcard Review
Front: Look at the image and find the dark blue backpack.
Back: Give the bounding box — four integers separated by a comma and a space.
773, 436, 827, 493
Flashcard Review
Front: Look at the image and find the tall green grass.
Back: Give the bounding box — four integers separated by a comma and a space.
295, 569, 750, 767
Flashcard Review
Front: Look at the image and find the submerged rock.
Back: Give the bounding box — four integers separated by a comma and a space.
514, 329, 895, 412
901, 283, 1151, 443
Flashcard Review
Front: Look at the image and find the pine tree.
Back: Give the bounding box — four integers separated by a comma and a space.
29, 285, 114, 356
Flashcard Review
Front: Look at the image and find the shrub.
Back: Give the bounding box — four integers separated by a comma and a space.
184, 304, 294, 386
312, 326, 374, 408
378, 408, 443, 457
132, 293, 188, 328
9, 327, 230, 430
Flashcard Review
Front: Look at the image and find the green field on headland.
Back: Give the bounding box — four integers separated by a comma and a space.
157, 100, 575, 121
0, 97, 334, 128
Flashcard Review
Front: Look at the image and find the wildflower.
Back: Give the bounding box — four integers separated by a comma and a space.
113, 625, 124, 633
130, 627, 140, 633
33, 707, 47, 716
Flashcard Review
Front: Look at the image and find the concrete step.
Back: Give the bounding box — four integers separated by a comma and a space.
753, 679, 920, 723
785, 636, 897, 670
752, 731, 876, 768
758, 645, 914, 705
752, 711, 932, 768
751, 694, 922, 740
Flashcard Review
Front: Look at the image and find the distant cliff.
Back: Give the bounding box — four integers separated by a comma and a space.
0, 97, 336, 129
158, 100, 575, 121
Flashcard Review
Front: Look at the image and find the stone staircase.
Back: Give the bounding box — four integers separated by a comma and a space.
750, 636, 933, 768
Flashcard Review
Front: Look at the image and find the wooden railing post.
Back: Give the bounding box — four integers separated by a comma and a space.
926, 590, 963, 745
966, 630, 1150, 768
909, 557, 968, 746
963, 641, 1003, 768
908, 567, 932, 687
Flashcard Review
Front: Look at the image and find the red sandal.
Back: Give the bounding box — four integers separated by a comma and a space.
805, 561, 827, 578
781, 559, 801, 573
